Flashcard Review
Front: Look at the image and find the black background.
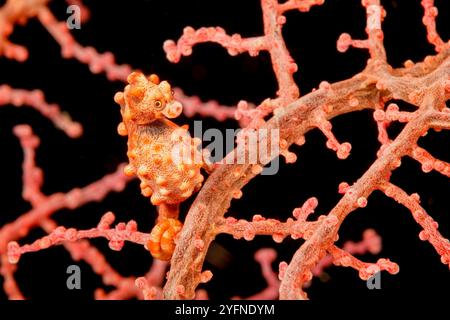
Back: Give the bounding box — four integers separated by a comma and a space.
0, 0, 449, 300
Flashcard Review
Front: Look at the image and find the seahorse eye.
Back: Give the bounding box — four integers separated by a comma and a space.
154, 99, 164, 110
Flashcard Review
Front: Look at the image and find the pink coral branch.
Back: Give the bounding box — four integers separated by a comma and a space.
0, 85, 82, 138
134, 261, 169, 300
163, 34, 450, 298
0, 0, 49, 61
421, 0, 449, 52
309, 230, 398, 284
163, 27, 267, 63
235, 229, 394, 300
11, 214, 167, 300
278, 93, 445, 299
278, 0, 324, 13
13, 125, 46, 204
430, 108, 450, 129
36, 7, 132, 82
327, 245, 399, 280
0, 254, 23, 300
218, 197, 320, 242
163, 72, 382, 299
93, 251, 167, 300
233, 248, 280, 300
37, 3, 236, 125
164, 0, 305, 110
409, 145, 450, 177
379, 182, 450, 267
1, 0, 238, 126
0, 163, 131, 251
374, 103, 416, 124
1, 125, 138, 299
219, 216, 317, 242
38, 219, 134, 300
0, 123, 131, 298
337, 0, 386, 61
37, 4, 240, 124
135, 277, 162, 300
311, 228, 382, 276
65, 0, 90, 24
372, 107, 392, 145
7, 212, 150, 264
173, 88, 246, 124
315, 117, 352, 159
4, 122, 175, 300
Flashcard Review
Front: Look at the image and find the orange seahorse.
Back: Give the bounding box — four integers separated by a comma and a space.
114, 72, 211, 260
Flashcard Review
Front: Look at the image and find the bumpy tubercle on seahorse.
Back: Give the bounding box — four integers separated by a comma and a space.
114, 71, 213, 260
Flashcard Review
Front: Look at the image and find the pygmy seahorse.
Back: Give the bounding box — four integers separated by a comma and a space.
114, 72, 211, 260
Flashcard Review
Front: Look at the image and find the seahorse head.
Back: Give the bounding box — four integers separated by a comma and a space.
114, 72, 183, 125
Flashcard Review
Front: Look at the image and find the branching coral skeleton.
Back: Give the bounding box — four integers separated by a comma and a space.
0, 0, 449, 300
